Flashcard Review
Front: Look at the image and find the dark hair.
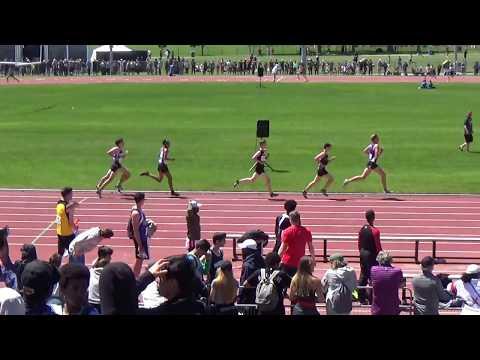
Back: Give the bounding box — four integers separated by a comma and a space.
421, 256, 435, 269
162, 138, 170, 146
212, 232, 227, 244
134, 192, 145, 204
196, 239, 211, 252
48, 253, 62, 269
115, 138, 124, 146
0, 226, 8, 249
61, 187, 73, 198
265, 252, 281, 270
59, 263, 90, 290
100, 229, 114, 238
461, 272, 480, 283
98, 245, 113, 259
284, 200, 297, 213
165, 255, 196, 297
323, 143, 332, 149
365, 209, 375, 224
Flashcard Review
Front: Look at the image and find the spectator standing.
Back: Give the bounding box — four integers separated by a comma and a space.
187, 239, 211, 282
289, 256, 324, 315
21, 260, 56, 315
55, 187, 80, 260
238, 239, 265, 304
14, 244, 37, 290
139, 255, 206, 315
412, 256, 452, 315
208, 232, 226, 283
447, 264, 480, 314
209, 260, 238, 315
357, 209, 382, 304
68, 227, 114, 265
321, 253, 357, 315
278, 211, 315, 278
186, 200, 201, 251
244, 252, 290, 315
53, 263, 99, 315
274, 200, 297, 254
459, 111, 474, 152
88, 246, 113, 313
48, 253, 62, 297
0, 226, 19, 290
370, 251, 405, 315
0, 288, 25, 315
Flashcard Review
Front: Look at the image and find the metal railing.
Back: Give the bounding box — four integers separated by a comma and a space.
229, 233, 480, 264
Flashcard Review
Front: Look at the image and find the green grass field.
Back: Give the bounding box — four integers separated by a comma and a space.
0, 83, 478, 193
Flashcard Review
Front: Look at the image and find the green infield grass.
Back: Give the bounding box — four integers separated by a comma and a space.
0, 83, 478, 193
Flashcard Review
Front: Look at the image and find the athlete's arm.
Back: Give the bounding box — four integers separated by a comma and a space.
362, 145, 370, 155
251, 150, 261, 161
106, 146, 119, 156
314, 151, 325, 162
131, 211, 143, 252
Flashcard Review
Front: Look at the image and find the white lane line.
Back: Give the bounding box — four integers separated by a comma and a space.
31, 197, 88, 244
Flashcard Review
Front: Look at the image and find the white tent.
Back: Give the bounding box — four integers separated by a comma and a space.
90, 45, 132, 62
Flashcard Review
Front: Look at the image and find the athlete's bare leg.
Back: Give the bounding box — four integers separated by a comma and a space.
373, 167, 389, 192
236, 172, 259, 186
344, 167, 372, 186
116, 168, 131, 189
97, 170, 116, 192
303, 175, 321, 196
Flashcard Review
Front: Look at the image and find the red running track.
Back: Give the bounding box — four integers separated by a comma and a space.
2, 189, 480, 277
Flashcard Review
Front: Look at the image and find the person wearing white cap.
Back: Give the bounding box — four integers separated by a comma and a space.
238, 239, 265, 304
185, 200, 202, 251
447, 264, 480, 314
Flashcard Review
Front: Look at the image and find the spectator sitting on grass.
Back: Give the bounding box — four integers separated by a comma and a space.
238, 239, 265, 304
139, 255, 206, 315
321, 253, 357, 315
209, 260, 238, 315
53, 263, 99, 315
412, 256, 452, 315
0, 287, 25, 315
289, 256, 324, 316
244, 252, 291, 315
21, 260, 56, 315
207, 232, 227, 284
370, 251, 405, 315
88, 246, 113, 313
447, 264, 480, 314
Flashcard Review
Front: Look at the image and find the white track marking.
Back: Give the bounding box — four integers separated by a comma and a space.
31, 197, 87, 244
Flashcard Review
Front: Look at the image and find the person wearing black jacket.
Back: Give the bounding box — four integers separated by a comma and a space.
237, 240, 265, 304
138, 255, 206, 315
274, 200, 297, 254
14, 244, 38, 290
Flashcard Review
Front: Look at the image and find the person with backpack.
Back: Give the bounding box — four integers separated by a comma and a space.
244, 252, 290, 315
273, 200, 296, 254
238, 239, 265, 304
186, 239, 211, 299
321, 253, 357, 315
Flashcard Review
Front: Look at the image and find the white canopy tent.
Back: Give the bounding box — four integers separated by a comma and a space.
90, 45, 132, 62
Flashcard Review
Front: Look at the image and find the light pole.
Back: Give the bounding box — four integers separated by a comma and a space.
109, 45, 113, 76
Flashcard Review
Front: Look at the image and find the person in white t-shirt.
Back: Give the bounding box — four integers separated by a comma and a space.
88, 246, 113, 313
68, 227, 114, 265
447, 264, 480, 315
272, 63, 280, 83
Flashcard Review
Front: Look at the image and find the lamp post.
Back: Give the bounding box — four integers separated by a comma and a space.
109, 45, 113, 75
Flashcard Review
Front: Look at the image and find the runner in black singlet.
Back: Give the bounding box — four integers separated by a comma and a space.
302, 143, 336, 198
233, 140, 278, 198
96, 138, 131, 198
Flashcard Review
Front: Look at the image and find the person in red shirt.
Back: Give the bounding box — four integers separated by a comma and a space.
357, 209, 382, 304
278, 210, 315, 278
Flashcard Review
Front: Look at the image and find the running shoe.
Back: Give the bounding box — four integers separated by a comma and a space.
116, 185, 123, 193
96, 187, 102, 199
321, 189, 328, 197
343, 179, 349, 187
384, 189, 392, 194
458, 145, 463, 152
302, 191, 308, 199
270, 193, 279, 198
171, 191, 180, 197
233, 180, 239, 188
140, 171, 150, 176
